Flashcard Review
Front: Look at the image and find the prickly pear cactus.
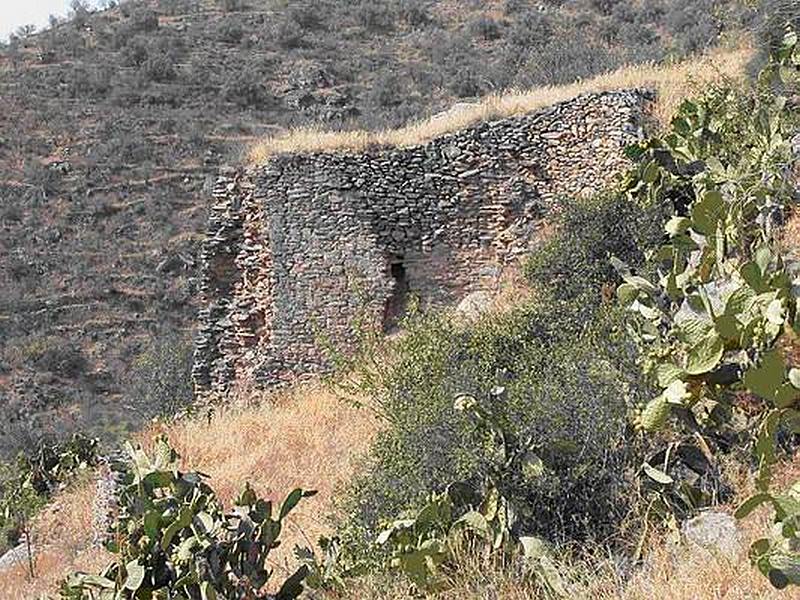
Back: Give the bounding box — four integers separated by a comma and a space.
60, 435, 316, 600
618, 25, 800, 589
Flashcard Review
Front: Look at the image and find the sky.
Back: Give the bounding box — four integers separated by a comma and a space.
0, 0, 102, 41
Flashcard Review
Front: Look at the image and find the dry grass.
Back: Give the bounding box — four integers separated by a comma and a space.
0, 474, 111, 600
248, 45, 753, 163
3, 387, 798, 599
0, 383, 378, 599
779, 207, 800, 256
145, 382, 379, 565
614, 457, 800, 600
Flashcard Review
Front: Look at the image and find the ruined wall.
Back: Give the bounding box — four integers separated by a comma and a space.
193, 90, 654, 396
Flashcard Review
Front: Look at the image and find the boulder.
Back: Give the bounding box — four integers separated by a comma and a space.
455, 291, 494, 322
0, 540, 30, 572
682, 511, 742, 560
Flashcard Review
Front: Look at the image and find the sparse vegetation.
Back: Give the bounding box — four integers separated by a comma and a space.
0, 434, 98, 557
126, 332, 194, 420
0, 0, 762, 463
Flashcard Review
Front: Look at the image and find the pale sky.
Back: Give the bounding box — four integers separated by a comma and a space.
0, 0, 101, 41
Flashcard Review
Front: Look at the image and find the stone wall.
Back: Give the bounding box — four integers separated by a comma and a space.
193, 90, 654, 396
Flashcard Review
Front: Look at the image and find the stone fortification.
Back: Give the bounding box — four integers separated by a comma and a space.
193, 90, 654, 396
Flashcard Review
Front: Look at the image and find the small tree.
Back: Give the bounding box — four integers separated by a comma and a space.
218, 0, 242, 11
127, 333, 193, 419
14, 24, 36, 39
70, 0, 91, 29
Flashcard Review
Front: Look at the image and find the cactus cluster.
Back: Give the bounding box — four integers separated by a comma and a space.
0, 433, 99, 562
60, 435, 315, 599
618, 26, 800, 588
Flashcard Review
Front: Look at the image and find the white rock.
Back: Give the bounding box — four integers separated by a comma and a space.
682, 511, 742, 560
455, 291, 494, 321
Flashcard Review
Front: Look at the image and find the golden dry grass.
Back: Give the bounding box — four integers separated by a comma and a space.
2, 389, 798, 599
0, 383, 378, 599
613, 457, 800, 600
248, 45, 753, 163
146, 383, 379, 564
0, 473, 111, 600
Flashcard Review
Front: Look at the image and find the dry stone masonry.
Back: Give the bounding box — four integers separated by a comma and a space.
193, 90, 654, 397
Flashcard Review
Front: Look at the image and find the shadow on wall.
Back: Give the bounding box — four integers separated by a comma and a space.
384, 256, 410, 333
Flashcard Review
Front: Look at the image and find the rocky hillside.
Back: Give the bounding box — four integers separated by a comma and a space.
0, 0, 753, 455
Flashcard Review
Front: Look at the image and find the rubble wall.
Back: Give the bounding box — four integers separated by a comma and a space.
193, 90, 654, 395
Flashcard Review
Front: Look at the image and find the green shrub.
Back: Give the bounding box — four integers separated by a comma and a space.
222, 67, 274, 108
120, 37, 148, 67
217, 18, 244, 44
14, 335, 87, 378
326, 191, 673, 572
524, 194, 666, 319
126, 333, 193, 420
334, 304, 650, 558
0, 434, 98, 556
143, 56, 176, 83
470, 16, 503, 41
357, 0, 397, 33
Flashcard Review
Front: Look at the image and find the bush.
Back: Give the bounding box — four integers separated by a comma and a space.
17, 335, 87, 378
222, 68, 273, 108
289, 1, 325, 30
126, 333, 193, 419
369, 72, 404, 107
217, 0, 242, 11
328, 192, 673, 568
524, 194, 666, 320
217, 18, 244, 44
515, 39, 621, 86
507, 10, 554, 48
399, 1, 432, 28
141, 55, 176, 82
119, 37, 148, 67
336, 301, 649, 553
62, 437, 314, 599
130, 8, 159, 33
665, 0, 721, 53
755, 0, 800, 57
357, 0, 397, 33
276, 17, 307, 49
470, 16, 503, 41
68, 65, 113, 99
0, 434, 98, 555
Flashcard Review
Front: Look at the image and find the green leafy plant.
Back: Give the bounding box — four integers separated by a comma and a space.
371, 387, 568, 595
60, 435, 316, 599
618, 25, 800, 588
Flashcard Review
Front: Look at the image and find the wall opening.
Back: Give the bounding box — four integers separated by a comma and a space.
384, 257, 409, 332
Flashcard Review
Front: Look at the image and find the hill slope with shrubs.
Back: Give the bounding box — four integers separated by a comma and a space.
0, 0, 759, 457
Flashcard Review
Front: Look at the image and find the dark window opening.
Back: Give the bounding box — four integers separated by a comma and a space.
384, 258, 409, 332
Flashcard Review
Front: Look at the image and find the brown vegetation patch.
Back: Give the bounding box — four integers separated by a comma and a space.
148, 383, 379, 559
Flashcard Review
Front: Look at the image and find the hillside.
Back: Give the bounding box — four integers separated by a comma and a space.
3, 0, 800, 598
0, 0, 754, 456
